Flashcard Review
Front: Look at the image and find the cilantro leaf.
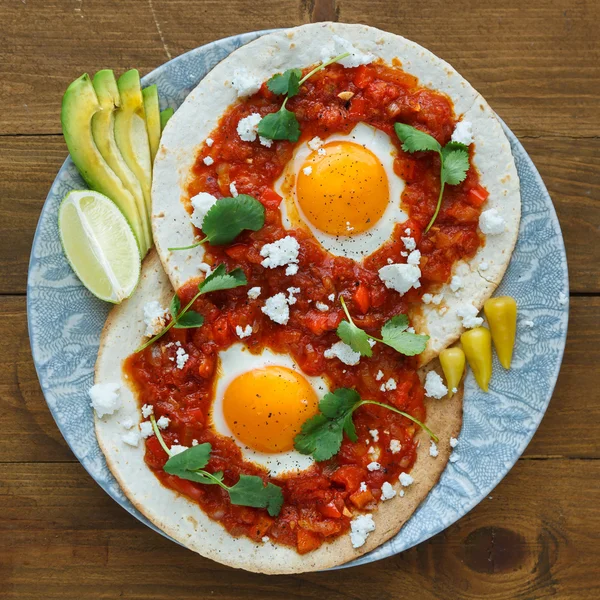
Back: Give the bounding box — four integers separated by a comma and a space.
201, 195, 265, 246
169, 294, 180, 319
267, 68, 302, 97
394, 123, 441, 154
257, 107, 300, 142
441, 145, 470, 185
164, 443, 211, 473
319, 388, 361, 418
174, 310, 204, 329
227, 475, 284, 517
198, 264, 247, 294
337, 320, 373, 357
381, 315, 429, 356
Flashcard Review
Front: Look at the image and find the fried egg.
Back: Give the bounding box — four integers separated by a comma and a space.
276, 122, 408, 261
210, 344, 329, 476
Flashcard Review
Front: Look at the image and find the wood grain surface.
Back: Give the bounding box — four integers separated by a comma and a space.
1, 0, 598, 598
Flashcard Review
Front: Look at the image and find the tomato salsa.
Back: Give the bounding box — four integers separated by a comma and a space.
125, 60, 486, 554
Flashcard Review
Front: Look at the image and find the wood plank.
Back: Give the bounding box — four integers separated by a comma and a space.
1, 135, 598, 294
1, 296, 597, 463
1, 458, 598, 599
0, 0, 598, 137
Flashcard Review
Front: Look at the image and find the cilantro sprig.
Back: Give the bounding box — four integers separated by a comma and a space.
294, 388, 438, 461
394, 124, 470, 233
337, 297, 429, 358
169, 194, 265, 251
135, 264, 247, 352
257, 52, 350, 142
150, 417, 283, 516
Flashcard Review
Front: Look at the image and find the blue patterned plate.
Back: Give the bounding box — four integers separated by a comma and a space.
27, 30, 569, 569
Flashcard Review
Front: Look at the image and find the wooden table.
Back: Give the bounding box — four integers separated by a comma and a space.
1, 0, 598, 598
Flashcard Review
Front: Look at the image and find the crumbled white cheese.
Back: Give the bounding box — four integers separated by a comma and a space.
378, 263, 421, 295
236, 324, 253, 338
175, 346, 189, 369
322, 35, 375, 69
400, 251, 408, 258
452, 386, 458, 394
389, 439, 401, 454
190, 192, 218, 229
231, 69, 262, 97
422, 293, 433, 305
404, 228, 411, 235
380, 482, 396, 501
479, 261, 489, 271
260, 236, 300, 270
237, 113, 262, 142
287, 287, 301, 306
229, 181, 238, 197
375, 370, 384, 381
367, 461, 381, 471
451, 120, 474, 145
315, 301, 329, 312
90, 383, 121, 418
285, 264, 299, 276
203, 155, 214, 166
367, 446, 378, 458
143, 301, 168, 337
324, 341, 361, 366
122, 418, 134, 430
368, 338, 376, 348
429, 441, 439, 457
449, 453, 459, 463
424, 371, 448, 399
261, 293, 290, 325
205, 137, 214, 147
328, 293, 336, 302
407, 250, 421, 265
139, 421, 154, 439
308, 136, 324, 151
387, 257, 394, 264
399, 490, 405, 497
317, 147, 326, 156
450, 437, 459, 448
439, 306, 449, 315
407, 327, 415, 334
384, 378, 397, 391
141, 404, 153, 418
431, 294, 444, 306
558, 292, 568, 305
247, 286, 262, 300
399, 472, 414, 487
302, 166, 313, 176
259, 136, 273, 148
122, 431, 140, 447
457, 304, 484, 329
369, 429, 380, 442
192, 439, 199, 446
350, 514, 376, 548
450, 276, 463, 292
479, 209, 506, 235
401, 236, 417, 252
156, 416, 170, 430
261, 536, 270, 543
199, 262, 212, 275
359, 481, 368, 492
522, 319, 534, 328
170, 445, 189, 456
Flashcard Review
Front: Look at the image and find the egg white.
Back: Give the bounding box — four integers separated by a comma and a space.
210, 344, 328, 477
276, 122, 408, 261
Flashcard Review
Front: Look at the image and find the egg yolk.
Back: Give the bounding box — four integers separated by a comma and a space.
222, 366, 320, 453
296, 141, 389, 236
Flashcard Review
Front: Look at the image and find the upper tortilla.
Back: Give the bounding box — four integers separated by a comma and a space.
94, 250, 463, 574
151, 22, 520, 364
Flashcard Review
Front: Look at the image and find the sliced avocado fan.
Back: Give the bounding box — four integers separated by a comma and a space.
114, 70, 154, 221
160, 107, 174, 131
61, 74, 148, 255
91, 70, 152, 252
142, 84, 161, 162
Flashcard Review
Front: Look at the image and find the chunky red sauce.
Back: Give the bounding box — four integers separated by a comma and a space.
125, 60, 487, 554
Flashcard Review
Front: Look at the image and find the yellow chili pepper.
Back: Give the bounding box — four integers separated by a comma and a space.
484, 296, 517, 369
461, 327, 492, 392
439, 347, 465, 398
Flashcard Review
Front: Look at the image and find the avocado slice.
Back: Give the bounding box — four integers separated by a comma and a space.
61, 74, 147, 255
114, 70, 153, 219
160, 107, 174, 131
142, 85, 161, 162
91, 70, 151, 252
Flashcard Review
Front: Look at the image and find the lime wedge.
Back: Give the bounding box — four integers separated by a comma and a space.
58, 190, 141, 303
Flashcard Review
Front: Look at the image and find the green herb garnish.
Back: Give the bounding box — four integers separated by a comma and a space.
169, 194, 265, 251
257, 52, 350, 142
294, 388, 438, 461
337, 297, 429, 358
150, 417, 283, 516
394, 123, 470, 233
135, 264, 247, 352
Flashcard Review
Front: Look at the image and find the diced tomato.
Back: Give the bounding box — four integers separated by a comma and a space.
144, 436, 169, 469
353, 284, 370, 314
186, 407, 205, 425
165, 475, 204, 502
466, 184, 489, 207
259, 188, 282, 209
349, 488, 375, 509
297, 528, 322, 554
197, 354, 215, 379
304, 312, 334, 336
212, 316, 232, 346
331, 465, 365, 493
353, 65, 373, 89
318, 501, 342, 519
224, 244, 249, 261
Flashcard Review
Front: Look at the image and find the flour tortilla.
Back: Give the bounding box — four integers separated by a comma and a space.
151, 22, 520, 365
94, 250, 463, 574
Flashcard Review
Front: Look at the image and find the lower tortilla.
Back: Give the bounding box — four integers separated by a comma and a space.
94, 250, 464, 574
